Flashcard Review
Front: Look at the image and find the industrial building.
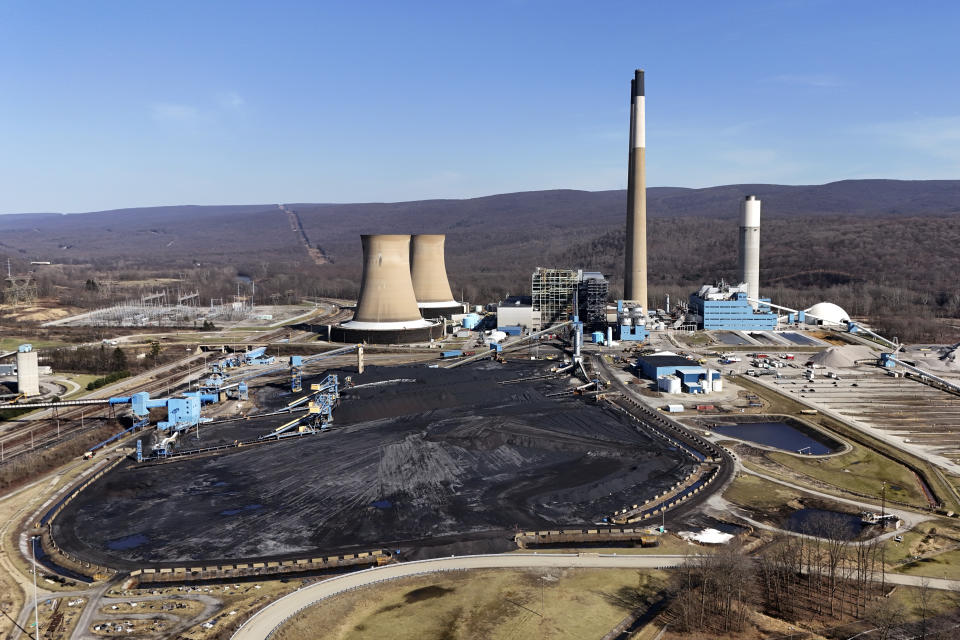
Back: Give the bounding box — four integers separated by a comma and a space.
16, 343, 39, 397
530, 267, 610, 331
496, 295, 540, 331
635, 351, 721, 394
577, 272, 609, 331
616, 299, 648, 342
688, 282, 777, 331
332, 234, 443, 344
531, 267, 580, 326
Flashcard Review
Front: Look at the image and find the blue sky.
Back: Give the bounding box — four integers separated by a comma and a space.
1, 0, 957, 213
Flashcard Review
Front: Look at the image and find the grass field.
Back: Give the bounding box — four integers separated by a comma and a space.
766, 444, 927, 507
896, 550, 960, 580
0, 337, 68, 351
60, 374, 99, 398
723, 474, 803, 511
273, 568, 667, 640
733, 375, 956, 511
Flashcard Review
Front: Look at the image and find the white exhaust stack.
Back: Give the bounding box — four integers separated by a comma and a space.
739, 195, 761, 309
625, 69, 647, 310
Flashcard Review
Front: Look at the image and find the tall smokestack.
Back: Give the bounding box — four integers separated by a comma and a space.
410, 234, 460, 318
624, 78, 635, 301
350, 234, 429, 326
739, 195, 761, 309
625, 69, 647, 310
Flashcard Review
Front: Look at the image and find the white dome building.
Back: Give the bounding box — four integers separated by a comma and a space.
804, 302, 850, 325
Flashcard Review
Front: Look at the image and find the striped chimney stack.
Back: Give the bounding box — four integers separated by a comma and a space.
625, 69, 647, 310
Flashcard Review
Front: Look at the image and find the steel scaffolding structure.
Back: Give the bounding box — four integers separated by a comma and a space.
577, 272, 609, 331
531, 267, 580, 326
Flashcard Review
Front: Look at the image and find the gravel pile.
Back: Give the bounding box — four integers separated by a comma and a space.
809, 345, 877, 368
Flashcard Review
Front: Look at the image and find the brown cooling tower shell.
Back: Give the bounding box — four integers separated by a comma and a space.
349, 235, 430, 326
410, 234, 461, 318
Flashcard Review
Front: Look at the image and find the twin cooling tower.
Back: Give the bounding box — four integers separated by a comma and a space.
333, 234, 456, 343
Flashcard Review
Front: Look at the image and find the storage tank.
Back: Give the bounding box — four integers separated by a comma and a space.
658, 375, 681, 394
710, 370, 723, 392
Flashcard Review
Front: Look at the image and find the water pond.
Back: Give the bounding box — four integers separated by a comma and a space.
710, 418, 841, 455
786, 508, 864, 540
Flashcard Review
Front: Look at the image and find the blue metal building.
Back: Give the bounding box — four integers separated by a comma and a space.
688, 283, 777, 331
616, 300, 648, 342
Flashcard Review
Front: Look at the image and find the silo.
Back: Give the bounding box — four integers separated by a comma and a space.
410, 234, 461, 319
16, 344, 40, 397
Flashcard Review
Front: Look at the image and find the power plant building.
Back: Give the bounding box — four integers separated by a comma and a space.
688, 282, 776, 331
496, 296, 540, 331
616, 299, 648, 342
577, 272, 609, 331
531, 267, 581, 326
16, 343, 40, 397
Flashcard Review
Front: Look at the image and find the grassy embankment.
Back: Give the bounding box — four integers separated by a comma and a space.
735, 376, 960, 513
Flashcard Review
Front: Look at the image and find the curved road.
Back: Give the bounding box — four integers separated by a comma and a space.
231, 552, 960, 640
231, 553, 686, 640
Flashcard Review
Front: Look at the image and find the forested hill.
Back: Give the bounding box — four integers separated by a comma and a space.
2, 179, 960, 342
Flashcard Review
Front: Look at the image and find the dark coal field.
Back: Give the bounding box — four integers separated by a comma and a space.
53, 362, 694, 567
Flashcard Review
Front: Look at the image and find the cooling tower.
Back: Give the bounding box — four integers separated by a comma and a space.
410, 234, 461, 319
739, 195, 761, 310
333, 235, 442, 344
625, 69, 647, 311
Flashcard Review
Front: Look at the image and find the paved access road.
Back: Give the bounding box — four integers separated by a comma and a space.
230, 553, 960, 640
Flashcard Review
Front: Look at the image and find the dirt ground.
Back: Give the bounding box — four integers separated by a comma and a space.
52, 362, 695, 568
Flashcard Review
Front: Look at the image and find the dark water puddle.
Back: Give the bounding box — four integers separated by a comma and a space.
710, 421, 839, 455
786, 508, 864, 540
107, 533, 150, 550
371, 500, 393, 509
32, 537, 92, 583
220, 504, 264, 516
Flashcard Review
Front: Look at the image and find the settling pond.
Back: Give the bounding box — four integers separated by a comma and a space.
786, 508, 865, 540
709, 416, 842, 455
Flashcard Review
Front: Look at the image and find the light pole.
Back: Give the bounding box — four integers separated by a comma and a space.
31, 535, 40, 637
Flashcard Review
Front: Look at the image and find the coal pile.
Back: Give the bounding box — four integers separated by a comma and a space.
53, 362, 694, 567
